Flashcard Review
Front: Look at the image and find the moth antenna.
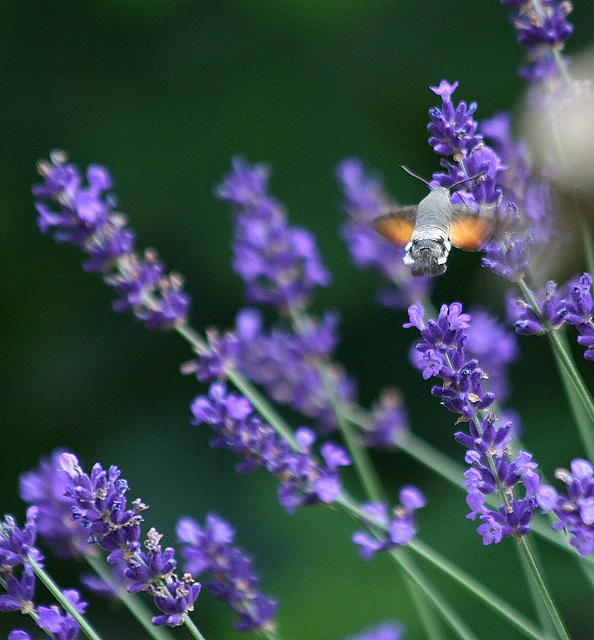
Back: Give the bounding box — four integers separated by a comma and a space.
449, 168, 488, 190
399, 165, 432, 187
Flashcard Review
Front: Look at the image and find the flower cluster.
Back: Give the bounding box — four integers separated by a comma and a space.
352, 487, 426, 560
405, 302, 542, 544
19, 450, 93, 561
509, 273, 594, 359
428, 80, 505, 208
537, 458, 594, 556
0, 509, 87, 640
501, 0, 573, 81
216, 156, 330, 310
32, 151, 190, 331
54, 453, 200, 627
335, 157, 432, 309
191, 382, 351, 514
189, 308, 356, 432
177, 513, 277, 632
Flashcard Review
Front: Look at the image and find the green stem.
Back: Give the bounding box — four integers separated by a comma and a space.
288, 307, 385, 503
184, 616, 208, 640
410, 540, 552, 640
85, 555, 177, 640
391, 548, 481, 640
28, 556, 104, 640
517, 537, 572, 640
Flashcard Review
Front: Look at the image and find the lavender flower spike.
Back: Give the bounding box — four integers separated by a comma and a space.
177, 514, 278, 632
217, 156, 330, 310
33, 151, 191, 330
191, 382, 351, 513
501, 0, 573, 81
57, 453, 201, 627
538, 458, 594, 556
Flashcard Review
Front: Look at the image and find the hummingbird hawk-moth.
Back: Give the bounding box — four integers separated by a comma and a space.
372, 168, 494, 277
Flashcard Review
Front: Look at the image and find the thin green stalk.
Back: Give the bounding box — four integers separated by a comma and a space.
184, 616, 208, 640
289, 307, 386, 503
85, 555, 176, 640
28, 556, 104, 640
337, 493, 551, 640
391, 548, 481, 640
517, 537, 572, 640
410, 540, 552, 640
406, 578, 448, 640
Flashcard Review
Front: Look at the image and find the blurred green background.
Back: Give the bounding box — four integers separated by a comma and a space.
3, 1, 594, 638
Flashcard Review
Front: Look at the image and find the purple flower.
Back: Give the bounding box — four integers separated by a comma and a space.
0, 564, 36, 612
501, 0, 573, 81
428, 81, 505, 208
352, 487, 426, 560
191, 383, 350, 513
231, 308, 355, 431
465, 308, 518, 402
19, 450, 92, 560
538, 458, 594, 556
33, 152, 190, 331
336, 158, 432, 308
216, 157, 330, 310
151, 576, 201, 627
428, 80, 481, 157
177, 514, 278, 632
0, 508, 43, 570
58, 453, 146, 556
405, 302, 495, 420
362, 389, 409, 449
344, 621, 405, 640
124, 528, 178, 593
407, 303, 542, 543
55, 453, 201, 626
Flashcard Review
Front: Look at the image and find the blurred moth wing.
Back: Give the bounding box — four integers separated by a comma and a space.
449, 205, 494, 250
371, 206, 417, 246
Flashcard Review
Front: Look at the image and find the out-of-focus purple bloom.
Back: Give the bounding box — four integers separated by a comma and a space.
465, 308, 518, 402
191, 383, 350, 513
482, 229, 533, 282
336, 158, 432, 309
186, 307, 357, 432
33, 152, 190, 331
352, 487, 426, 560
344, 620, 405, 640
362, 389, 409, 449
216, 157, 330, 310
177, 514, 278, 633
0, 564, 36, 612
19, 451, 91, 560
236, 308, 355, 431
501, 0, 573, 81
538, 458, 594, 556
0, 508, 43, 571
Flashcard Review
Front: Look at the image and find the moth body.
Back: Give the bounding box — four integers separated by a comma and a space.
404, 188, 452, 277
372, 184, 493, 277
